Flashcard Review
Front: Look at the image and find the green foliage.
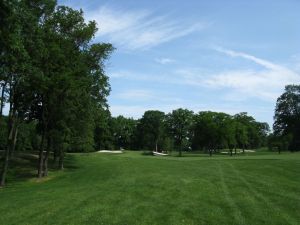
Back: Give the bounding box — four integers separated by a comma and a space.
0, 0, 114, 185
274, 85, 300, 151
110, 116, 137, 150
166, 108, 194, 156
135, 110, 165, 151
94, 109, 114, 150
16, 122, 40, 151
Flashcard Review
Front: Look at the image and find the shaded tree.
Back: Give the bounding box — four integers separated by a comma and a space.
136, 110, 165, 151
274, 85, 300, 151
166, 108, 193, 156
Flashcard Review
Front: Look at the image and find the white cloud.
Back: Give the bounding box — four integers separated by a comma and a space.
172, 49, 300, 102
289, 54, 300, 73
205, 48, 300, 101
86, 6, 207, 50
155, 58, 175, 65
109, 49, 300, 103
214, 47, 282, 71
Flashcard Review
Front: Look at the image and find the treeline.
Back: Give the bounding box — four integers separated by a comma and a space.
0, 109, 269, 154
0, 0, 113, 186
85, 84, 300, 154
98, 110, 269, 156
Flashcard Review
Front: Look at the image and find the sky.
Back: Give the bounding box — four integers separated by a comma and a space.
59, 0, 300, 126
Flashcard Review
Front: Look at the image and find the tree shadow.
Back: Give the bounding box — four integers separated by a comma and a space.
1, 152, 79, 185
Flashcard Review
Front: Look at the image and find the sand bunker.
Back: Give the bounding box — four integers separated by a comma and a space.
153, 152, 168, 156
97, 150, 123, 154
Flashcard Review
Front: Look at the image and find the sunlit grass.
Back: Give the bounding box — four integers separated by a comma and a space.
0, 151, 299, 225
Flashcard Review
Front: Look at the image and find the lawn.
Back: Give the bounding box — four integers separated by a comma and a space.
0, 151, 299, 225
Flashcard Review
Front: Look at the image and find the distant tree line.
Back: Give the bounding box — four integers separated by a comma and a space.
95, 110, 270, 155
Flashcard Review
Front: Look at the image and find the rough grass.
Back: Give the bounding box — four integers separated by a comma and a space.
0, 151, 300, 225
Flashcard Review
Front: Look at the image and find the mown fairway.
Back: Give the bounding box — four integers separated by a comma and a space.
0, 151, 299, 225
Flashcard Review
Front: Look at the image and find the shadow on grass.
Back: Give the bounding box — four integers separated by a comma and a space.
0, 152, 79, 185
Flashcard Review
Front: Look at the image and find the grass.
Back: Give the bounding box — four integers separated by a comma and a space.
0, 151, 300, 225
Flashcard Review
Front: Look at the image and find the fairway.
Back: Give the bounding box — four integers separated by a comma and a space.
1, 152, 300, 225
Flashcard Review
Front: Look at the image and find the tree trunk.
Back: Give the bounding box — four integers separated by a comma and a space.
38, 136, 45, 178
234, 147, 237, 155
59, 148, 64, 170
53, 148, 58, 165
38, 101, 48, 178
0, 109, 16, 187
209, 149, 212, 157
43, 138, 51, 177
230, 149, 233, 156
178, 138, 182, 157
43, 149, 49, 177
155, 141, 158, 152
242, 144, 245, 153
0, 81, 7, 118
38, 126, 47, 178
9, 125, 18, 158
0, 145, 10, 187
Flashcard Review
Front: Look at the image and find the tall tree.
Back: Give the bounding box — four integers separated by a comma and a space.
0, 0, 54, 186
1, 1, 114, 185
192, 111, 219, 155
111, 116, 136, 150
166, 108, 193, 156
136, 110, 165, 151
274, 85, 300, 151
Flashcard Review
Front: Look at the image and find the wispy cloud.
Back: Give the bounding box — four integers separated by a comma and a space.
155, 57, 175, 65
214, 47, 283, 71
109, 48, 300, 103
205, 47, 300, 101
86, 5, 207, 50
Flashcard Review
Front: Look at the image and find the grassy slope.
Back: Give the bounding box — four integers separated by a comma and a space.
0, 151, 299, 225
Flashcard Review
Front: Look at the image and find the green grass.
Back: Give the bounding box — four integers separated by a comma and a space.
1, 151, 300, 225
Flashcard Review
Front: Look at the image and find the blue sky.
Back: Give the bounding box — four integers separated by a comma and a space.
60, 0, 300, 126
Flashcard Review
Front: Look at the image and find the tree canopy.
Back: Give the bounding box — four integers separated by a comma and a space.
273, 85, 300, 151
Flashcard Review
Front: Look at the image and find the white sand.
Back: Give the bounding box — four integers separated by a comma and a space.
221, 149, 256, 154
97, 150, 123, 154
153, 151, 168, 156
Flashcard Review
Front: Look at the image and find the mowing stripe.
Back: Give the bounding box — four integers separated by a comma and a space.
216, 161, 245, 225
224, 161, 299, 225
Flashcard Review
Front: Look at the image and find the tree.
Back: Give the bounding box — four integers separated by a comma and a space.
274, 85, 300, 151
192, 111, 236, 156
0, 0, 53, 186
94, 109, 114, 150
1, 1, 114, 185
136, 110, 165, 152
111, 116, 136, 150
166, 108, 193, 156
192, 111, 219, 156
